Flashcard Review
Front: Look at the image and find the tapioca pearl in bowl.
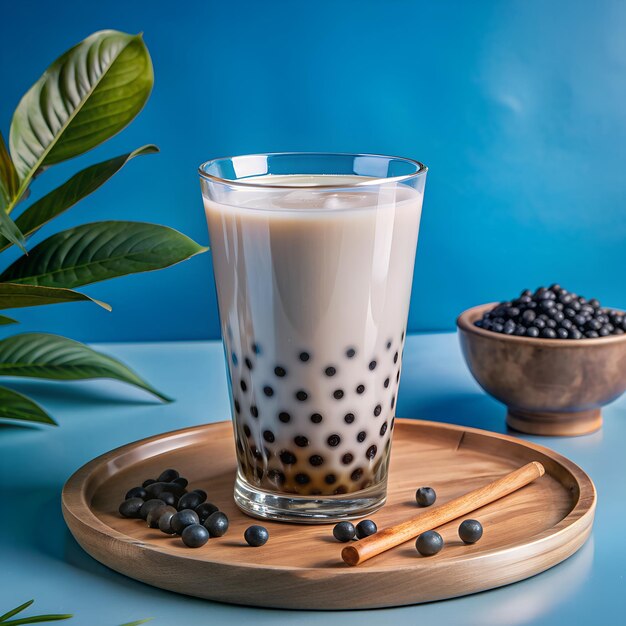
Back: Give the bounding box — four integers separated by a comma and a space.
299, 351, 311, 362
274, 365, 287, 377
344, 413, 355, 424
310, 413, 323, 424
294, 435, 309, 447
356, 384, 366, 394
309, 454, 324, 467
333, 389, 344, 400
374, 404, 382, 417
278, 411, 292, 423
357, 430, 367, 443
346, 347, 356, 359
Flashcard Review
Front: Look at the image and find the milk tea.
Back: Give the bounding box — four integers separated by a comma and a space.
204, 175, 423, 496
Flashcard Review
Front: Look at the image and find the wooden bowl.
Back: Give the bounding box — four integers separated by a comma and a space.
457, 303, 626, 436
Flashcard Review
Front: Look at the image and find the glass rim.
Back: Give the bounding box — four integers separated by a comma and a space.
198, 152, 428, 189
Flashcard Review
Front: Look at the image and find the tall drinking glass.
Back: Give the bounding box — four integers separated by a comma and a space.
199, 153, 427, 522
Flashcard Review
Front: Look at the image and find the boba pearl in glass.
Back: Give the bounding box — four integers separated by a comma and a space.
199, 153, 427, 522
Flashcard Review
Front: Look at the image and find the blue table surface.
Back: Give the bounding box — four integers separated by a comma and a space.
1, 333, 624, 625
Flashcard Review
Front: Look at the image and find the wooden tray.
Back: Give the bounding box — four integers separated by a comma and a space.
62, 419, 595, 610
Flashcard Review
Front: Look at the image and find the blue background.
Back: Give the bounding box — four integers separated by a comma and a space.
1, 0, 624, 342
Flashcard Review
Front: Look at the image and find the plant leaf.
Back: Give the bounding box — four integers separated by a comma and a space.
0, 146, 158, 253
0, 132, 19, 205
0, 333, 171, 402
0, 208, 27, 252
0, 221, 208, 288
0, 314, 18, 325
0, 385, 56, 425
0, 600, 34, 622
2, 616, 72, 625
118, 621, 153, 626
9, 30, 153, 185
0, 283, 110, 311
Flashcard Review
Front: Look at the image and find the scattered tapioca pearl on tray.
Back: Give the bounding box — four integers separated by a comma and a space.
458, 519, 483, 544
244, 525, 269, 547
416, 530, 444, 556
475, 285, 626, 339
415, 487, 436, 507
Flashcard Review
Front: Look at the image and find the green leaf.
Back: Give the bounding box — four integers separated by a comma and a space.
0, 385, 56, 425
0, 314, 18, 325
0, 283, 110, 311
0, 132, 19, 206
9, 30, 153, 187
0, 333, 171, 402
0, 221, 208, 288
0, 208, 26, 252
0, 600, 34, 622
118, 621, 153, 626
1, 617, 72, 625
0, 146, 158, 253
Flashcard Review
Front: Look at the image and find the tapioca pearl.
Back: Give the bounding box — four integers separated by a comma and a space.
296, 390, 309, 401
278, 411, 291, 423
344, 413, 355, 424
268, 469, 285, 484
334, 485, 348, 495
356, 384, 365, 395
333, 389, 344, 400
310, 413, 323, 424
351, 468, 363, 482
380, 422, 388, 437
250, 405, 259, 418
231, 353, 238, 366
295, 473, 310, 485
274, 366, 287, 377
346, 347, 356, 358
393, 351, 399, 364
366, 445, 378, 460
327, 434, 341, 447
369, 360, 377, 371
325, 474, 337, 485
324, 366, 337, 377
384, 377, 390, 389
245, 357, 253, 370
299, 351, 310, 362
243, 424, 251, 437
374, 404, 382, 417
357, 431, 367, 443
251, 445, 263, 460
263, 385, 274, 397
342, 453, 354, 465
294, 435, 309, 447
240, 380, 247, 392
402, 330, 405, 341
280, 450, 297, 464
391, 417, 395, 429
234, 399, 241, 413
252, 342, 261, 355
391, 395, 396, 409
386, 340, 392, 350
396, 370, 400, 383
263, 430, 275, 443
309, 454, 324, 467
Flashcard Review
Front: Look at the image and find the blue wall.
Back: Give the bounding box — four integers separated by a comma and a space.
1, 0, 624, 342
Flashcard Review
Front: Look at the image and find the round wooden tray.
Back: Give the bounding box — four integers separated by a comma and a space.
62, 419, 595, 610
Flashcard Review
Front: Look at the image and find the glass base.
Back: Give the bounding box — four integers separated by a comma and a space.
233, 472, 387, 524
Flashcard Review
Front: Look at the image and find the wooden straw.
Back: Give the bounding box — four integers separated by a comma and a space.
342, 460, 545, 566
